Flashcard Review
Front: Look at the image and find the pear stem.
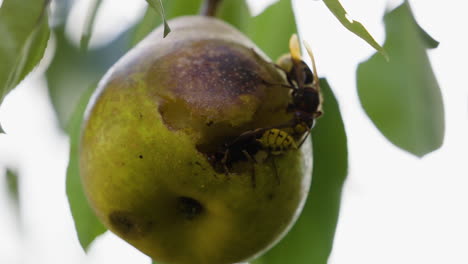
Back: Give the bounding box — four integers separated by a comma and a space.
201, 0, 223, 17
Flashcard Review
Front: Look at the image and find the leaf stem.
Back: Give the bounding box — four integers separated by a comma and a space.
200, 0, 223, 17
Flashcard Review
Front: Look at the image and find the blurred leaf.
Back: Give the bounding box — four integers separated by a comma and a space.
4, 168, 21, 225
49, 0, 74, 27
253, 79, 348, 264
132, 0, 202, 46
323, 0, 387, 59
5, 169, 19, 206
416, 23, 439, 49
145, 0, 171, 37
80, 0, 103, 50
219, 0, 297, 60
133, 0, 295, 61
66, 83, 106, 250
62, 25, 135, 252
245, 0, 297, 61
46, 27, 131, 129
217, 0, 249, 30
0, 123, 4, 134
0, 0, 51, 127
357, 1, 444, 157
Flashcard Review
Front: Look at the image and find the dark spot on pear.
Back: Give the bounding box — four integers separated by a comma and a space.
177, 196, 204, 220
139, 155, 143, 159
109, 211, 152, 237
267, 193, 274, 201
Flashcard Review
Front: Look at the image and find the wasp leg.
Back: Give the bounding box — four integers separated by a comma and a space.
271, 156, 280, 185
221, 149, 231, 177
297, 129, 311, 148
242, 150, 256, 189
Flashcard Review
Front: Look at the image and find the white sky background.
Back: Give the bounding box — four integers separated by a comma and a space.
0, 0, 467, 264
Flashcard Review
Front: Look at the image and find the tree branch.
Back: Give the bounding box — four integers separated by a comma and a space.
200, 0, 223, 17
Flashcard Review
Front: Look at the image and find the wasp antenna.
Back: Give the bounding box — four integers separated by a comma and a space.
289, 34, 302, 63
303, 40, 320, 91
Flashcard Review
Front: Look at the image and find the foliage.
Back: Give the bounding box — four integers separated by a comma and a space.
5, 168, 19, 206
132, 0, 203, 46
0, 0, 444, 263
46, 27, 130, 129
80, 0, 103, 50
145, 0, 171, 37
218, 0, 297, 60
66, 84, 106, 250
357, 1, 444, 156
323, 0, 387, 59
0, 0, 50, 130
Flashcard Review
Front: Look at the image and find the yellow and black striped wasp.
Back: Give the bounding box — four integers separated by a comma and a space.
213, 127, 297, 187
275, 34, 323, 145
211, 34, 322, 187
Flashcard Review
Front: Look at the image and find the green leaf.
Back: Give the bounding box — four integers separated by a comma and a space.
323, 0, 387, 59
66, 83, 106, 250
0, 123, 4, 134
245, 0, 297, 61
4, 168, 21, 223
134, 0, 295, 61
357, 1, 444, 157
216, 0, 249, 30
219, 0, 297, 60
0, 0, 50, 109
132, 0, 202, 46
415, 20, 439, 49
145, 0, 171, 37
80, 0, 103, 50
5, 169, 19, 206
46, 27, 130, 129
253, 79, 348, 264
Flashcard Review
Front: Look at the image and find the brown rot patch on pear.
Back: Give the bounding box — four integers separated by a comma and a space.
177, 196, 204, 221
153, 39, 283, 154
109, 211, 152, 237
167, 40, 264, 109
